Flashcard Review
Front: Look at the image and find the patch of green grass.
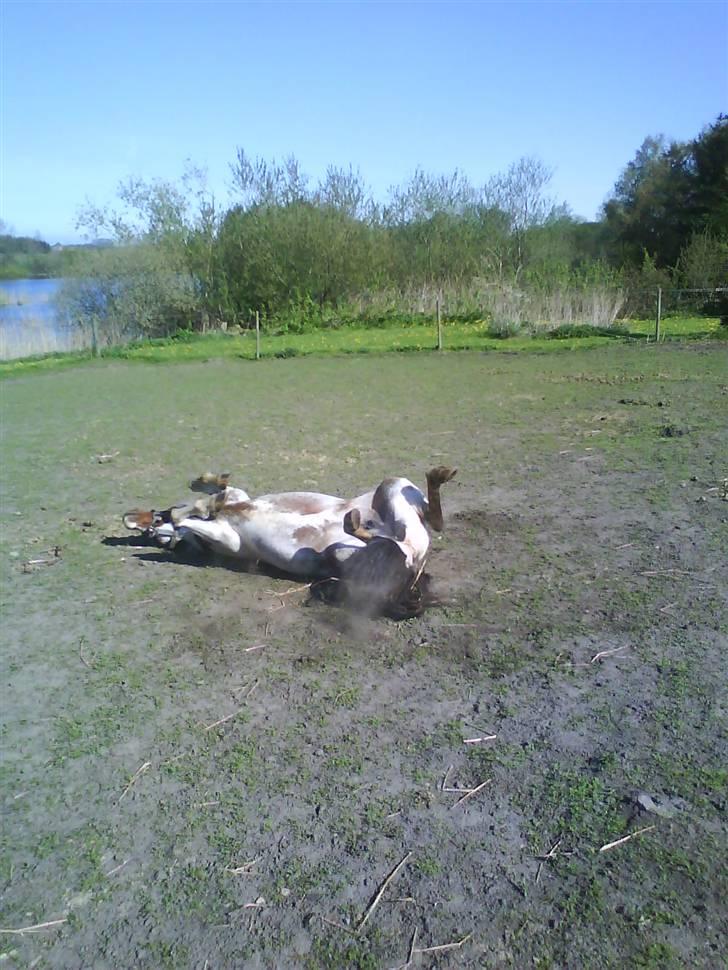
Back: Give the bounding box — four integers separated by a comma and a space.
306, 936, 379, 970
524, 765, 624, 848
415, 853, 442, 877
632, 942, 684, 969
2, 316, 720, 378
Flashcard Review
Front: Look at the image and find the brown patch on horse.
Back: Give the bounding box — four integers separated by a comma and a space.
284, 496, 346, 515
292, 524, 326, 548
123, 509, 155, 530
217, 501, 254, 519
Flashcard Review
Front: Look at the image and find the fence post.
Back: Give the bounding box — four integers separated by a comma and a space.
255, 310, 260, 360
90, 315, 100, 357
437, 296, 443, 351
654, 287, 662, 342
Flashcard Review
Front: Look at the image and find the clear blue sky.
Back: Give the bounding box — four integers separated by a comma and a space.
2, 0, 726, 242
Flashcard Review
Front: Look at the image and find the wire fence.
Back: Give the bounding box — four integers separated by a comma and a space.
1, 285, 726, 361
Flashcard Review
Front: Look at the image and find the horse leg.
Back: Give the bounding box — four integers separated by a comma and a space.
424, 466, 457, 531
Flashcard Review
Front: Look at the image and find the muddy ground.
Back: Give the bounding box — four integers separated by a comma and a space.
1, 344, 726, 969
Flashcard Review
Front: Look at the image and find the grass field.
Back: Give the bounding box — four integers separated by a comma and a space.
1, 342, 726, 968
0, 315, 724, 378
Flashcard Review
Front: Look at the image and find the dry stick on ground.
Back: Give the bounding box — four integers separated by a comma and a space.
206, 681, 259, 727
0, 918, 68, 935
224, 858, 258, 875
357, 852, 412, 933
415, 933, 472, 955
203, 707, 246, 732
598, 825, 656, 853
106, 858, 130, 877
118, 761, 151, 802
319, 915, 358, 937
463, 734, 497, 744
231, 678, 259, 695
441, 764, 454, 791
535, 838, 567, 883
442, 764, 478, 795
451, 779, 492, 809
265, 583, 312, 599
243, 643, 266, 653
590, 646, 629, 664
389, 927, 419, 970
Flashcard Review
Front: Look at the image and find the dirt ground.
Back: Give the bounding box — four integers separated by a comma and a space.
1, 344, 726, 969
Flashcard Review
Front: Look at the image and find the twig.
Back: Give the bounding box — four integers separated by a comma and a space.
463, 734, 497, 744
389, 927, 419, 970
79, 650, 92, 669
319, 915, 358, 937
640, 569, 690, 577
659, 602, 677, 615
441, 764, 454, 791
535, 838, 567, 882
590, 646, 628, 664
598, 824, 656, 853
205, 681, 258, 728
224, 858, 258, 874
357, 852, 411, 933
243, 643, 266, 653
535, 838, 563, 861
106, 859, 130, 877
266, 583, 312, 598
231, 678, 259, 694
451, 778, 491, 809
118, 761, 151, 802
407, 927, 418, 963
0, 918, 68, 935
414, 933, 472, 955
203, 707, 245, 731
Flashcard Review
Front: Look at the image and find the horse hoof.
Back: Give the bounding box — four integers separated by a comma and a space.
123, 509, 154, 530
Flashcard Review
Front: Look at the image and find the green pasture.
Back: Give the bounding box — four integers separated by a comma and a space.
0, 315, 723, 379
1, 342, 726, 968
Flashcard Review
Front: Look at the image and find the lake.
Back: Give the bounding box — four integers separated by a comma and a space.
0, 278, 90, 359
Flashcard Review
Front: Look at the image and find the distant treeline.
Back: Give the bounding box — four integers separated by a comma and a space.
19, 115, 728, 342
0, 233, 113, 280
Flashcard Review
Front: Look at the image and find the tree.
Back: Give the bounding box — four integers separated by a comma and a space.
603, 116, 728, 270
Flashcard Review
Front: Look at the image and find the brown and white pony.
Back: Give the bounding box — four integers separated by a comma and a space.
123, 467, 456, 616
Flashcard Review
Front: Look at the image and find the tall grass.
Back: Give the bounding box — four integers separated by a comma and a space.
0, 317, 92, 360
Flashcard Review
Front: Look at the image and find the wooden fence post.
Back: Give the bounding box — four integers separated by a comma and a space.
90, 315, 100, 357
437, 297, 443, 351
654, 287, 662, 342
255, 310, 260, 360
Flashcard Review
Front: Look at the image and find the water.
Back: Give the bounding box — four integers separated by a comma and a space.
0, 278, 89, 360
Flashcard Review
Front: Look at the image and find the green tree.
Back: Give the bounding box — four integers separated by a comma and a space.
603, 116, 728, 270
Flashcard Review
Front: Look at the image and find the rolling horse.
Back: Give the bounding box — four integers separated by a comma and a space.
123, 466, 457, 616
